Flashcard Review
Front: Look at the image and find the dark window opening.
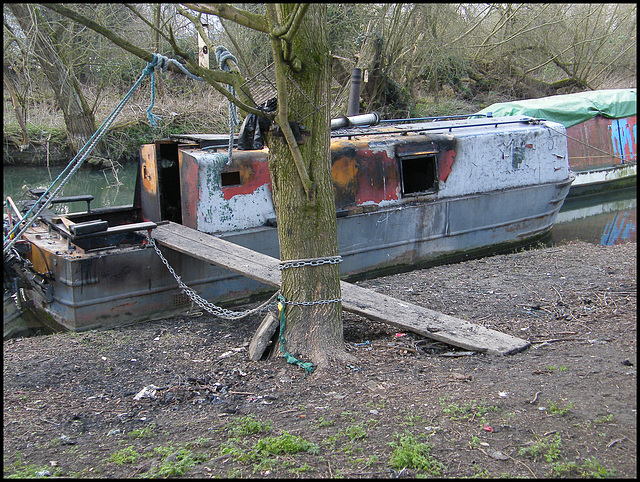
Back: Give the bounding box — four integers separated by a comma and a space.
400, 154, 438, 196
221, 171, 242, 186
156, 141, 182, 224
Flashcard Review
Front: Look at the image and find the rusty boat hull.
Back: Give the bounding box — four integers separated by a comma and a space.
7, 116, 574, 333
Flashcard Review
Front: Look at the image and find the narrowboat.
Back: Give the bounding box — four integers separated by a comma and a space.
477, 88, 636, 197
4, 114, 574, 334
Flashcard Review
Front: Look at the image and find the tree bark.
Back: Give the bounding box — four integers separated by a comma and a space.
265, 4, 351, 369
8, 4, 103, 159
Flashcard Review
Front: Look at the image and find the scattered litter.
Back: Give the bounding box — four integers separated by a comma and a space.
101, 356, 107, 361
130, 359, 137, 362
107, 429, 121, 436
354, 341, 370, 347
449, 372, 472, 381
59, 435, 75, 445
395, 333, 406, 338
36, 470, 51, 477
482, 425, 494, 432
487, 448, 509, 460
49, 461, 58, 467
218, 351, 235, 359
480, 442, 490, 447
370, 409, 379, 415
348, 365, 360, 371
498, 391, 509, 398
133, 385, 159, 400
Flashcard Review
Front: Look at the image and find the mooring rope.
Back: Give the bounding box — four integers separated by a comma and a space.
215, 46, 240, 165
2, 49, 241, 255
3, 53, 171, 254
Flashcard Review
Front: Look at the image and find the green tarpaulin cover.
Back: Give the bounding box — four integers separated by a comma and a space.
476, 89, 636, 128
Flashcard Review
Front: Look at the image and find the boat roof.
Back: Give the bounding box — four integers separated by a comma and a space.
329, 115, 539, 138
475, 88, 637, 128
170, 115, 555, 149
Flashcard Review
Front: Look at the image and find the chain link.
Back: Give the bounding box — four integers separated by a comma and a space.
147, 235, 343, 313
285, 298, 343, 306
279, 256, 342, 270
147, 235, 278, 320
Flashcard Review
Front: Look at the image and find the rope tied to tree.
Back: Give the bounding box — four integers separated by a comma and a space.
216, 46, 240, 165
277, 294, 315, 376
145, 53, 206, 127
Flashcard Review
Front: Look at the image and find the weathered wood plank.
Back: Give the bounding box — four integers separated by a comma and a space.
340, 283, 530, 355
248, 313, 280, 361
151, 223, 280, 284
151, 222, 530, 355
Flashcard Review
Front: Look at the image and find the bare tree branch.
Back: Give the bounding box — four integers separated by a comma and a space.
41, 2, 270, 118
124, 3, 171, 46
282, 4, 309, 43
182, 3, 268, 33
266, 4, 313, 196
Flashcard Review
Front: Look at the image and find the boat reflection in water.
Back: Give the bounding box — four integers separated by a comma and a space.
552, 187, 636, 246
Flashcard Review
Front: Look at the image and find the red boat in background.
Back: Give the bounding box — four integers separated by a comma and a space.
478, 89, 636, 197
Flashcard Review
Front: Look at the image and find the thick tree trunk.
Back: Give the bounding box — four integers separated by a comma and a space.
265, 4, 352, 369
9, 4, 102, 160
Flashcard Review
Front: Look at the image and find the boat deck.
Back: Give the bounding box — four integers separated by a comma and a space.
151, 222, 530, 355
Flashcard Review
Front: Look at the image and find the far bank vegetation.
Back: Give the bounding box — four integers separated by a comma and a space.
3, 3, 636, 166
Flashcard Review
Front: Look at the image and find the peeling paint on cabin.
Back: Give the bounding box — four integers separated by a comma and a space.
438, 149, 456, 182
513, 146, 526, 169
221, 158, 271, 201
163, 117, 569, 234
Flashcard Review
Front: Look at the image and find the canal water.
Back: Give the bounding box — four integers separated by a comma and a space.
2, 164, 637, 247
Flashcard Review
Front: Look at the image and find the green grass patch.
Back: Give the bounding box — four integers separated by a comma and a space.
518, 434, 562, 462
388, 432, 444, 476
128, 423, 156, 439
439, 397, 500, 423
226, 414, 272, 438
254, 431, 319, 456
344, 422, 367, 441
552, 457, 616, 478
144, 444, 208, 478
594, 414, 614, 424
4, 454, 62, 479
110, 445, 142, 465
546, 400, 574, 416
314, 416, 334, 428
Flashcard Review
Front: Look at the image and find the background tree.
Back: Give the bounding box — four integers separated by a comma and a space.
6, 4, 106, 160
44, 2, 351, 369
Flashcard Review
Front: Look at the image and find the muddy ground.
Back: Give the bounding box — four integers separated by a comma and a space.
3, 240, 636, 478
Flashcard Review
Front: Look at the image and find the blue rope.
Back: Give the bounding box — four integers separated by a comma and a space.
215, 46, 240, 165
3, 54, 195, 253
144, 53, 206, 128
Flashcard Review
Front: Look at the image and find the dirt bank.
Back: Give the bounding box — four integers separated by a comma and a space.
3, 240, 636, 478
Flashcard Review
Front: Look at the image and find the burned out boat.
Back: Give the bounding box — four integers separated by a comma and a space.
4, 114, 574, 334
477, 88, 637, 197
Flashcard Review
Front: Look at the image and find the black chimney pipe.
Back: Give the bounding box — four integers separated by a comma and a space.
346, 68, 362, 117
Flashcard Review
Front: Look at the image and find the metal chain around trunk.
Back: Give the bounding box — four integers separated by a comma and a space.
146, 235, 278, 320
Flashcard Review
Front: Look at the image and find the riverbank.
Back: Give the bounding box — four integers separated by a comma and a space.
3, 239, 636, 478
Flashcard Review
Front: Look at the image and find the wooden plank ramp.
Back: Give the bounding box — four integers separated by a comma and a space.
151, 222, 530, 355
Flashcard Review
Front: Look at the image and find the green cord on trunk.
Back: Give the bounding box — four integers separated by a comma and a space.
277, 294, 315, 376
